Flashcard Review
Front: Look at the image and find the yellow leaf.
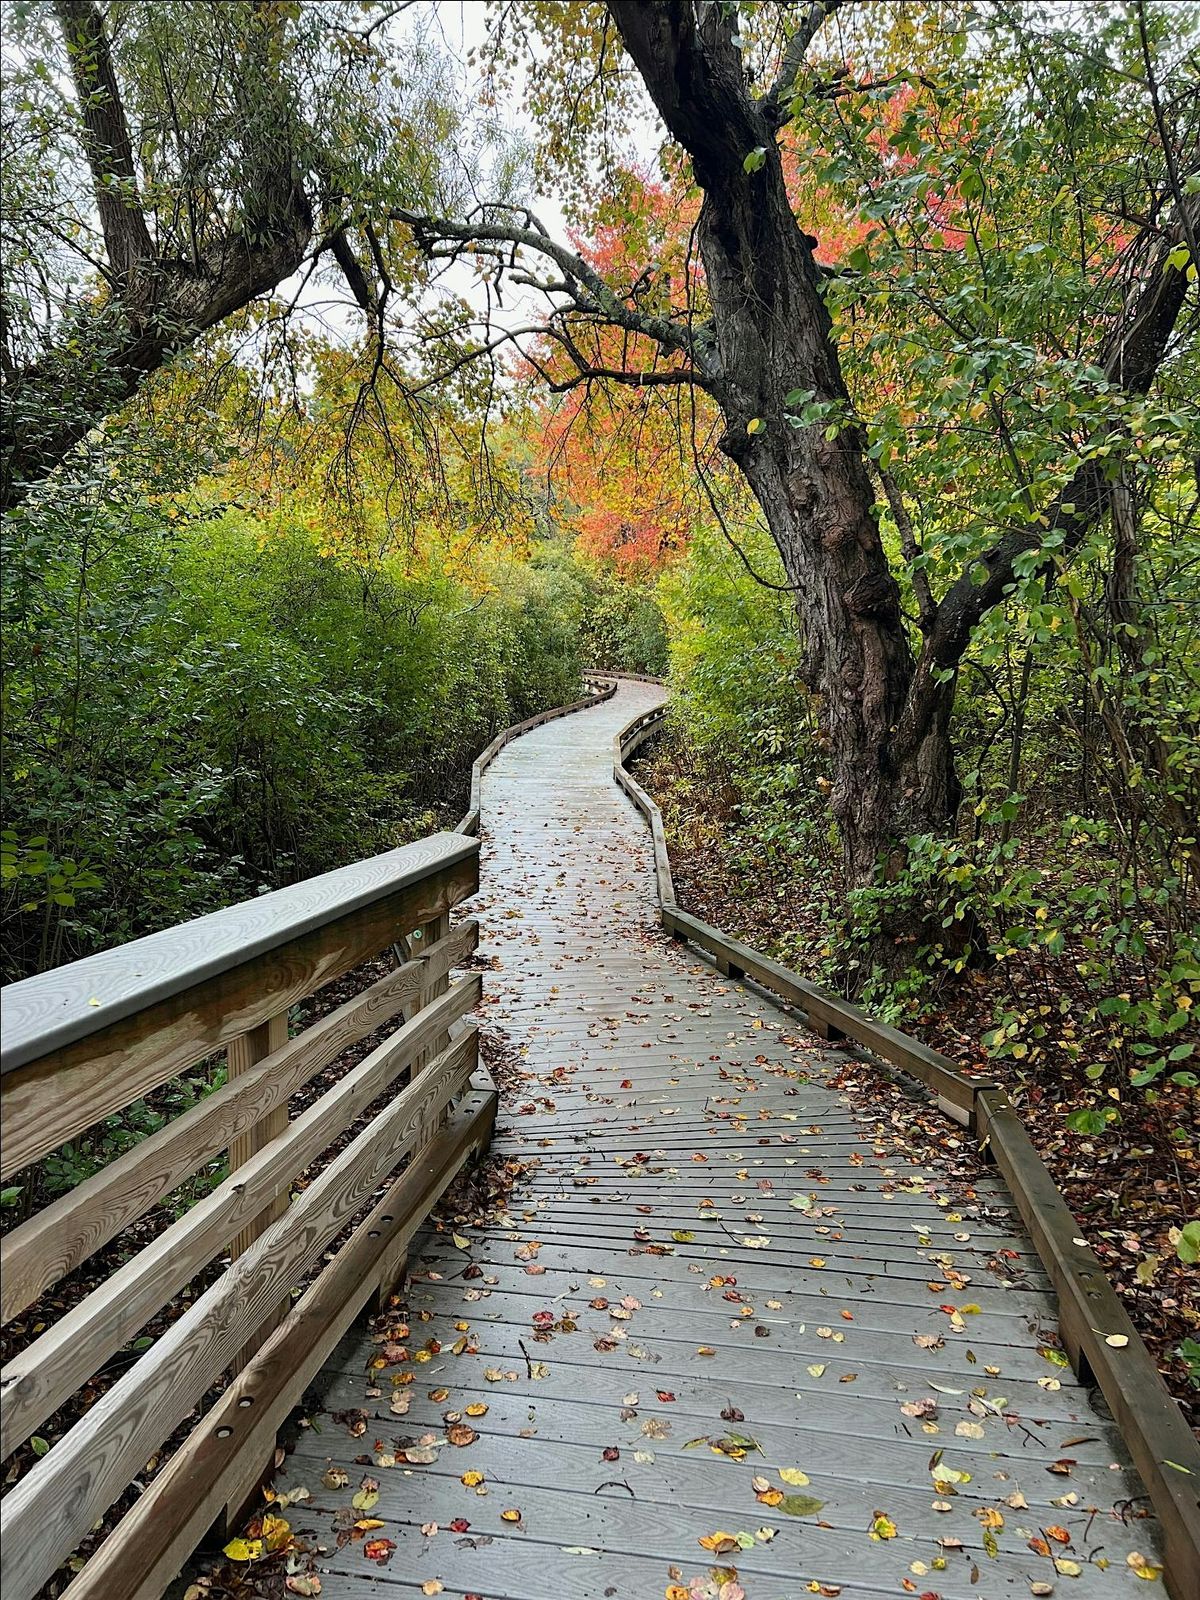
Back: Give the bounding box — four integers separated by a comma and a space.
698, 1531, 739, 1554
1127, 1552, 1162, 1580
222, 1538, 263, 1562
500, 1508, 522, 1523
747, 417, 765, 435
261, 1513, 292, 1550
461, 1470, 484, 1487
780, 1468, 810, 1486
465, 1402, 489, 1417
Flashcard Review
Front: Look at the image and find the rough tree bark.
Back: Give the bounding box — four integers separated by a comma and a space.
608, 1, 960, 951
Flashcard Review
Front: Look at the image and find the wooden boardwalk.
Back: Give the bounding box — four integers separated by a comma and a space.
291, 680, 1163, 1599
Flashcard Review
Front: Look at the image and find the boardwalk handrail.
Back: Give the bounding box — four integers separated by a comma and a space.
0, 673, 638, 1600
0, 831, 494, 1600
614, 698, 1200, 1600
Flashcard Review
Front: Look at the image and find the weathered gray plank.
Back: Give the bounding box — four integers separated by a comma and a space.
250, 680, 1164, 1600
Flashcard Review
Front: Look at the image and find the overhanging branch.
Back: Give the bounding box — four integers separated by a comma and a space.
393, 204, 716, 388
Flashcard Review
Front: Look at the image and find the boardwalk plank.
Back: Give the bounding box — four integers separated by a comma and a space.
288, 681, 1161, 1600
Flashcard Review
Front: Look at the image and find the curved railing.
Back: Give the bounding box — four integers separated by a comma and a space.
613, 698, 1200, 1600
455, 676, 618, 836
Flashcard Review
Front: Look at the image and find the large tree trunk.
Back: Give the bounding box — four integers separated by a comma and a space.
0, 1, 313, 512
610, 3, 966, 970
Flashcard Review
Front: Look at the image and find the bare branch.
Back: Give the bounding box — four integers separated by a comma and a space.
393, 204, 715, 385
762, 0, 849, 122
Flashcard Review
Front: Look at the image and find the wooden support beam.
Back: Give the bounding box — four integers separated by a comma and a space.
226, 1011, 290, 1368
0, 1029, 479, 1600
0, 977, 481, 1460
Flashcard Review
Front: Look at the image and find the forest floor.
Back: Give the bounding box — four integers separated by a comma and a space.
633, 736, 1199, 1429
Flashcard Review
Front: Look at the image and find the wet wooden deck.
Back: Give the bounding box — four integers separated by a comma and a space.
288, 680, 1163, 1599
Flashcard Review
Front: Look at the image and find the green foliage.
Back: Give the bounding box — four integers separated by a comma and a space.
663, 495, 1199, 1116
1, 433, 586, 981
576, 569, 669, 675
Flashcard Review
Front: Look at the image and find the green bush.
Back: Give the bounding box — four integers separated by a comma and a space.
1, 442, 586, 980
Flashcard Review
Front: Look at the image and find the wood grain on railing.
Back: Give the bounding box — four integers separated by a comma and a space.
0, 827, 492, 1600
0, 834, 479, 1178
226, 1009, 291, 1367
2, 1024, 480, 1599
0, 919, 478, 1324
0, 975, 482, 1458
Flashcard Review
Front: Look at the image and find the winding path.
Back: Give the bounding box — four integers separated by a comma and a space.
296, 680, 1161, 1599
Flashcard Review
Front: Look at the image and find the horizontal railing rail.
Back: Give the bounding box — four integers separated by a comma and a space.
0, 832, 493, 1600
614, 698, 1200, 1600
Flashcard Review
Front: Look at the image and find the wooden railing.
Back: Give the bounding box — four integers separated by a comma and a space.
0, 830, 492, 1600
615, 700, 1200, 1600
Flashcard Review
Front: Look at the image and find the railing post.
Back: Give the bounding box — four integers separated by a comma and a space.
218, 1009, 290, 1535
410, 912, 452, 1074
372, 912, 454, 1317
226, 1010, 290, 1367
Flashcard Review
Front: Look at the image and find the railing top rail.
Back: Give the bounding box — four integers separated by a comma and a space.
0, 830, 478, 1075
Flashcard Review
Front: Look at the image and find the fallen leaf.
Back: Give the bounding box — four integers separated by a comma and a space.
222, 1538, 262, 1562
779, 1494, 825, 1517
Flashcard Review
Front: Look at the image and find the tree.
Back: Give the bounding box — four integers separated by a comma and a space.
389, 0, 1197, 968
0, 0, 467, 510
